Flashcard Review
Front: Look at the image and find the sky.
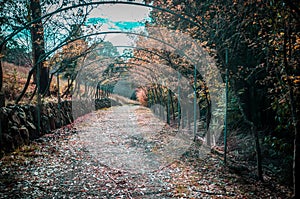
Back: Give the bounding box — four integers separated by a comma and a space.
4, 0, 152, 55
86, 1, 152, 50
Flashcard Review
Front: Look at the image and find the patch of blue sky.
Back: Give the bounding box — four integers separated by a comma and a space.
86, 17, 145, 31
114, 21, 144, 30
10, 29, 31, 49
86, 17, 109, 25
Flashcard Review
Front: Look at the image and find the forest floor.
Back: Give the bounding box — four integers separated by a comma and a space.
0, 104, 293, 198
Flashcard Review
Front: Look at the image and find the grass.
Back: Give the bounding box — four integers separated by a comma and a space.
2, 61, 35, 103
2, 61, 69, 105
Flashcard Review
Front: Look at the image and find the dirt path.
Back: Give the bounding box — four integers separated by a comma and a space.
76, 105, 192, 173
0, 105, 292, 198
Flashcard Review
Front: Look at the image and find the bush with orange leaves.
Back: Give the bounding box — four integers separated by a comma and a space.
136, 87, 148, 106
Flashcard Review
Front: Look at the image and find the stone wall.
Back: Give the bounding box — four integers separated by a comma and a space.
0, 101, 73, 158
0, 98, 121, 158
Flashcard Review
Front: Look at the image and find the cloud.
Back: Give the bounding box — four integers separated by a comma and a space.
89, 3, 151, 22
86, 2, 151, 51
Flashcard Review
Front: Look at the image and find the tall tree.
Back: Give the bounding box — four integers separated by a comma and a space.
30, 0, 49, 95
1, 0, 94, 103
0, 35, 3, 107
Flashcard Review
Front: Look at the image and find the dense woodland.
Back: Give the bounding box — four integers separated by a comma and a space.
150, 0, 299, 193
0, 0, 299, 198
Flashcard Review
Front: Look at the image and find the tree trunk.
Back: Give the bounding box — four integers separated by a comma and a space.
206, 99, 212, 147
0, 60, 4, 107
61, 78, 75, 98
0, 52, 2, 92
293, 118, 299, 199
0, 40, 3, 140
232, 81, 263, 181
15, 67, 35, 104
288, 80, 299, 198
283, 23, 299, 198
249, 85, 263, 181
166, 89, 170, 124
292, 105, 299, 198
0, 37, 5, 107
30, 0, 49, 95
170, 91, 175, 121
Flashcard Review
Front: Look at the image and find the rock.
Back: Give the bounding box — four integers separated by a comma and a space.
49, 117, 56, 130
41, 115, 50, 134
2, 133, 14, 151
0, 100, 75, 155
0, 92, 5, 107
26, 121, 36, 131
54, 114, 62, 128
19, 126, 29, 144
13, 132, 24, 148
23, 105, 34, 122
10, 125, 19, 135
0, 107, 9, 118
66, 112, 73, 123
17, 107, 27, 123
11, 112, 21, 126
